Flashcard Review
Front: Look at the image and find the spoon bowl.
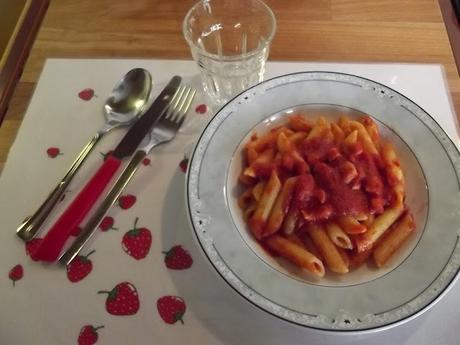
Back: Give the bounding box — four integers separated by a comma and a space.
104, 68, 152, 127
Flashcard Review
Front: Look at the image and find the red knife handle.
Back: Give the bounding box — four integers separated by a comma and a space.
32, 155, 122, 261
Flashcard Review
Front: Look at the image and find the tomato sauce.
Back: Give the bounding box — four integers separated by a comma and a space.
313, 162, 369, 216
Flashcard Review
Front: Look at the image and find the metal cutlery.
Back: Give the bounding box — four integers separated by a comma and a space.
59, 86, 195, 265
17, 68, 152, 242
31, 76, 182, 262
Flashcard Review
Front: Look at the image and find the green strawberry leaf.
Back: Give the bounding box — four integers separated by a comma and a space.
174, 310, 185, 325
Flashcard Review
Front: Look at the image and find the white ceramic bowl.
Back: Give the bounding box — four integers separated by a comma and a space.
186, 72, 460, 333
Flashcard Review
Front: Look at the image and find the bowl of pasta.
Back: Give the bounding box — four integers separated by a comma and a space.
187, 71, 460, 333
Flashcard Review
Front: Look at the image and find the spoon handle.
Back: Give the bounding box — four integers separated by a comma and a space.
16, 132, 102, 241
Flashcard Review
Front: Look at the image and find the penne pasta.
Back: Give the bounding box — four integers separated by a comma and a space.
276, 132, 293, 153
362, 213, 375, 227
252, 181, 266, 202
265, 177, 298, 237
265, 235, 325, 277
239, 114, 413, 277
284, 232, 305, 247
249, 170, 282, 240
243, 148, 275, 178
373, 212, 415, 267
338, 116, 352, 134
326, 222, 353, 249
331, 122, 345, 143
343, 129, 358, 147
308, 224, 349, 274
349, 249, 372, 269
337, 247, 350, 269
298, 231, 324, 261
243, 201, 257, 222
282, 208, 299, 235
359, 116, 380, 145
355, 204, 404, 252
349, 121, 379, 155
307, 117, 328, 140
337, 215, 367, 235
288, 114, 313, 132
338, 160, 358, 184
289, 131, 308, 144
238, 189, 253, 209
247, 147, 259, 165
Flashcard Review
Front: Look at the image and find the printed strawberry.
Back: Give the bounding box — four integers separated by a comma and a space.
46, 147, 62, 158
78, 88, 96, 101
8, 264, 23, 286
195, 103, 208, 114
118, 194, 136, 210
157, 296, 186, 324
179, 157, 189, 173
99, 216, 117, 232
98, 282, 139, 315
142, 157, 151, 166
71, 226, 82, 237
121, 217, 152, 260
25, 238, 43, 261
163, 245, 193, 270
66, 250, 95, 283
78, 325, 104, 345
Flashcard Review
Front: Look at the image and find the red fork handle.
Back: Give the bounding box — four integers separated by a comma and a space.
32, 155, 122, 261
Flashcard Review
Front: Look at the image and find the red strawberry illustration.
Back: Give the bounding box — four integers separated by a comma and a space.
142, 157, 151, 166
78, 88, 96, 101
118, 194, 136, 210
100, 150, 114, 161
157, 296, 186, 324
71, 226, 82, 237
25, 238, 43, 261
163, 245, 193, 270
195, 103, 208, 114
99, 216, 117, 232
98, 282, 139, 315
46, 147, 62, 158
78, 325, 104, 345
179, 157, 189, 173
66, 250, 95, 283
121, 217, 152, 260
8, 264, 23, 286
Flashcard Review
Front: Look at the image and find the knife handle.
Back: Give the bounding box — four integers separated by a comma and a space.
59, 150, 146, 266
31, 155, 122, 262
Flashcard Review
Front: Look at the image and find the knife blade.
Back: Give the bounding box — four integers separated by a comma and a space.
31, 76, 182, 262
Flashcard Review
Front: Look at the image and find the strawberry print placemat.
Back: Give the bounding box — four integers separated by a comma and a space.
0, 59, 459, 345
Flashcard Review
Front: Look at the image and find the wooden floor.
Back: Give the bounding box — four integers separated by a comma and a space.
1, 0, 459, 171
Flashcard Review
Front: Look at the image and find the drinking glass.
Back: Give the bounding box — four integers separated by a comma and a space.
183, 0, 276, 105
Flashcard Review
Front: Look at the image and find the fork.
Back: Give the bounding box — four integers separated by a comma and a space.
59, 86, 196, 265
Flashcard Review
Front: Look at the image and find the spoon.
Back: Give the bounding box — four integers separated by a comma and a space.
16, 68, 152, 242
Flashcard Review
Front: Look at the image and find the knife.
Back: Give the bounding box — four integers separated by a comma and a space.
31, 76, 182, 262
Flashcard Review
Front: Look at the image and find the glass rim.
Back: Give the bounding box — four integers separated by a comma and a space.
182, 0, 277, 61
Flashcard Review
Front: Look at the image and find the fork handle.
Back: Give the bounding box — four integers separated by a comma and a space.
59, 150, 146, 265
31, 155, 122, 262
16, 132, 102, 241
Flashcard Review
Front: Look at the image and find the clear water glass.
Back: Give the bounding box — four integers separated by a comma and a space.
183, 0, 276, 105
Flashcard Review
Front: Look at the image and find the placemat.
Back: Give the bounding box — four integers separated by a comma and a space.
1, 59, 459, 345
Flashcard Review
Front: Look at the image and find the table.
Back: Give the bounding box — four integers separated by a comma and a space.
1, 0, 459, 172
